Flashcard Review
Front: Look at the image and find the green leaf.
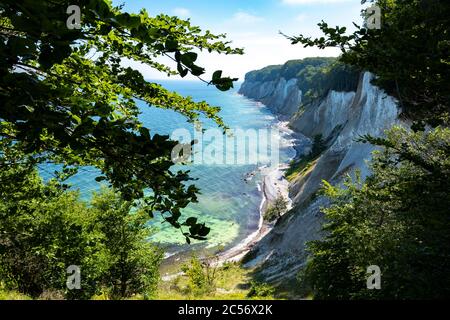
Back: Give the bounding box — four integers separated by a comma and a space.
184, 217, 198, 226
177, 63, 188, 77
190, 65, 205, 76
181, 52, 198, 66
165, 38, 178, 52
212, 70, 222, 81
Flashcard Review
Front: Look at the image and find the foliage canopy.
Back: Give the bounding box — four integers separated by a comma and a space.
300, 127, 450, 299
0, 145, 163, 299
0, 0, 243, 241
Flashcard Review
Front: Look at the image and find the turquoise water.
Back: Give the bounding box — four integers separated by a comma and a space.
45, 80, 294, 253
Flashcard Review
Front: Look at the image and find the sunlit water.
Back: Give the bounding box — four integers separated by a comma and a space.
42, 80, 295, 255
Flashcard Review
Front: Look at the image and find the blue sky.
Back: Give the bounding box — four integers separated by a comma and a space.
113, 0, 365, 80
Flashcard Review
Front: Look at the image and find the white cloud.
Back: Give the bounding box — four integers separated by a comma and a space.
295, 14, 308, 22
123, 30, 340, 82
230, 11, 264, 24
282, 0, 352, 4
189, 33, 340, 81
172, 7, 190, 18
124, 2, 361, 81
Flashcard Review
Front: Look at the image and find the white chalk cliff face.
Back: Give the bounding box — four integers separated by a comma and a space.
239, 77, 302, 117
239, 72, 401, 284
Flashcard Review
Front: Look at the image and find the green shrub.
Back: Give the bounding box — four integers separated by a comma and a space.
181, 255, 218, 296
300, 127, 450, 299
247, 281, 274, 298
0, 148, 163, 299
264, 195, 289, 222
285, 134, 326, 181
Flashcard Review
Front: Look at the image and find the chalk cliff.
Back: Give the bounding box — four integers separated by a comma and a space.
239, 77, 302, 117
239, 69, 401, 285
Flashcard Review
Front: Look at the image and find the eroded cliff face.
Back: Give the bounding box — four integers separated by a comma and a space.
239, 72, 401, 285
238, 77, 302, 117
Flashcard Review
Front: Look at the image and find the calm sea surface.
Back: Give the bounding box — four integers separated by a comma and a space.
44, 80, 295, 254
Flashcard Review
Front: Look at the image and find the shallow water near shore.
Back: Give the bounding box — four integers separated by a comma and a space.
44, 80, 296, 257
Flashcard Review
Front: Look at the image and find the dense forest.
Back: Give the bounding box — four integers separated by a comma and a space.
244, 57, 360, 104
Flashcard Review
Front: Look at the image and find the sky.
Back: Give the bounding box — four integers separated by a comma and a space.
113, 0, 365, 81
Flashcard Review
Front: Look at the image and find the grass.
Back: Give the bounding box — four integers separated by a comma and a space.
285, 157, 319, 182
157, 261, 276, 300
0, 284, 31, 300
286, 133, 327, 182
0, 262, 276, 300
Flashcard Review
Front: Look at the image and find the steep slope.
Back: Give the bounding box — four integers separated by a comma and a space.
239, 68, 401, 287
238, 57, 355, 118
239, 77, 302, 117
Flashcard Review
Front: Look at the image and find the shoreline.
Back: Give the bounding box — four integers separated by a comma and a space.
160, 113, 298, 280
214, 118, 296, 265
160, 155, 294, 279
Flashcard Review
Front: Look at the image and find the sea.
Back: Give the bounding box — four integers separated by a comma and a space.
45, 80, 296, 256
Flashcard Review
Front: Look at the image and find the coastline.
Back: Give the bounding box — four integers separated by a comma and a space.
160, 107, 298, 280
215, 118, 296, 264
